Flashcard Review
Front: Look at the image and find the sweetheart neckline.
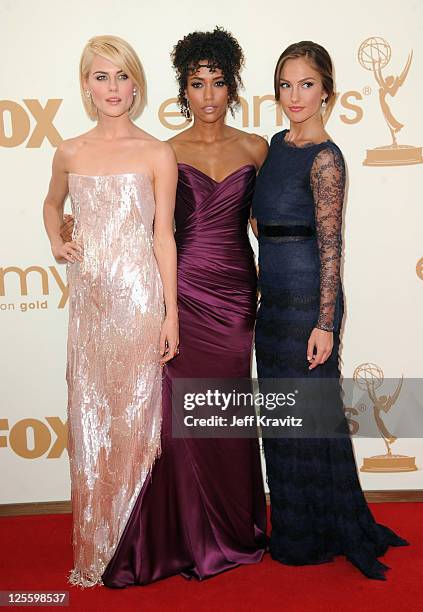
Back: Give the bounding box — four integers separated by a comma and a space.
177, 163, 256, 184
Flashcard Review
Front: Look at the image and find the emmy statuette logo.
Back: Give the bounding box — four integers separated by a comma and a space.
353, 363, 417, 472
358, 37, 423, 167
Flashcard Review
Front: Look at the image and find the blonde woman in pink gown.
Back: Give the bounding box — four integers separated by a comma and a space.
43, 35, 178, 587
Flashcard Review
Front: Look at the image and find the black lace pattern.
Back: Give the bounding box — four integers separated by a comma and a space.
310, 147, 345, 332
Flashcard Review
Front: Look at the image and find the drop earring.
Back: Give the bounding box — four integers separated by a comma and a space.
321, 98, 327, 108
181, 98, 191, 120
133, 89, 137, 96
85, 90, 91, 98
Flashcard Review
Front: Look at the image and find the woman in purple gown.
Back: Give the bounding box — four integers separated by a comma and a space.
101, 27, 268, 587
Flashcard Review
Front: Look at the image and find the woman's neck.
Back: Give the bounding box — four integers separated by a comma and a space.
189, 116, 227, 144
94, 112, 135, 140
286, 114, 328, 144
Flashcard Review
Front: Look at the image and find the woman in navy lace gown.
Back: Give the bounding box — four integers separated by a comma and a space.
252, 41, 408, 579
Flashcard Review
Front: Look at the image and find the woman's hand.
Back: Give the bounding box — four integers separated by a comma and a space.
61, 214, 75, 243
159, 314, 179, 364
52, 240, 83, 264
307, 328, 333, 370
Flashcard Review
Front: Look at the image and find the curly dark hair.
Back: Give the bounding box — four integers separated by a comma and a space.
171, 26, 245, 118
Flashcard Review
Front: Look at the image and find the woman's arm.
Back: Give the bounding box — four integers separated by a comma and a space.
43, 144, 82, 263
307, 146, 345, 369
249, 216, 258, 238
152, 142, 179, 363
248, 134, 269, 237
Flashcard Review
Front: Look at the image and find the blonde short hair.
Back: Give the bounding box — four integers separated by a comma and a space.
79, 35, 147, 120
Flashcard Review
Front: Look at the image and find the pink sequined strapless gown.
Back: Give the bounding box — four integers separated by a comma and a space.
66, 173, 164, 587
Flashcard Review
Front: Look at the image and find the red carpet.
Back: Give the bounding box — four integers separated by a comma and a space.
0, 503, 421, 611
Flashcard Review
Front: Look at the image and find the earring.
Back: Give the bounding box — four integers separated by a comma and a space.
181, 98, 191, 120
85, 90, 91, 98
321, 98, 327, 108
133, 89, 137, 96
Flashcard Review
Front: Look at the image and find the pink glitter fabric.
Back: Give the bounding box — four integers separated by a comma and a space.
66, 173, 164, 587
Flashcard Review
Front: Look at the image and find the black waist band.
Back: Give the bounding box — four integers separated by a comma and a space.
258, 224, 315, 237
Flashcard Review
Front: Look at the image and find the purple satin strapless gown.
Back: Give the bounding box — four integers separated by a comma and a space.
102, 163, 267, 587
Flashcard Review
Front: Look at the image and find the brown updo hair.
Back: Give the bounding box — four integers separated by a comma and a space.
274, 41, 334, 108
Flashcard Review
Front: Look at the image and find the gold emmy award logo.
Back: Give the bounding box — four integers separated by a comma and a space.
358, 37, 423, 166
353, 363, 417, 472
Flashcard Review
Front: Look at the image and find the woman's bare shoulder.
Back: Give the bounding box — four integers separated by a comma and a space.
55, 130, 96, 162
235, 130, 269, 167
242, 131, 269, 153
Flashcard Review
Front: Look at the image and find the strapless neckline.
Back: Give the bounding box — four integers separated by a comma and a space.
177, 163, 255, 184
68, 172, 150, 180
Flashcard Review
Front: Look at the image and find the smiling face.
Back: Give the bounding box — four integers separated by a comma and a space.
84, 54, 135, 119
185, 62, 228, 123
278, 56, 327, 125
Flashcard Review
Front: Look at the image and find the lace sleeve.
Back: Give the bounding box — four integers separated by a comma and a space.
310, 146, 345, 332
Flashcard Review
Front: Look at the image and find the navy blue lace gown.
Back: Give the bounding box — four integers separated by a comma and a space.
252, 129, 408, 579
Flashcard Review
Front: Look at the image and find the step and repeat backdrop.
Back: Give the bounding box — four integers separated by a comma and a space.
1, 0, 422, 504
